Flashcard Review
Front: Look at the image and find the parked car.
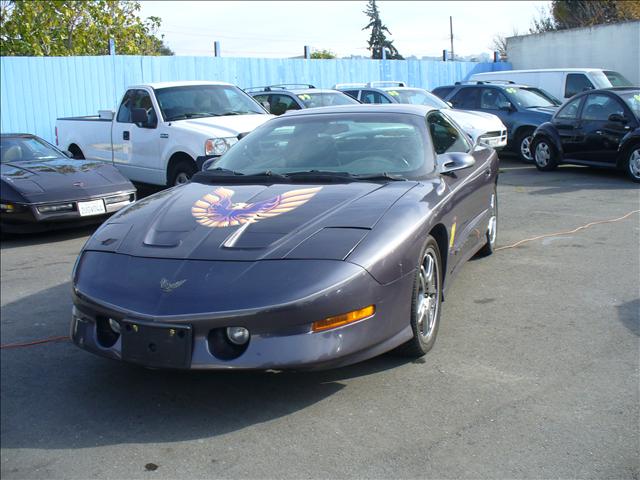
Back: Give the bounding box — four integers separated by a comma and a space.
530, 87, 640, 182
335, 81, 507, 149
56, 81, 273, 187
470, 68, 634, 101
70, 104, 498, 370
1, 133, 136, 233
246, 84, 360, 115
433, 81, 561, 161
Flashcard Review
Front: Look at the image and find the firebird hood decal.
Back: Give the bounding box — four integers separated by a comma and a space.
191, 186, 322, 228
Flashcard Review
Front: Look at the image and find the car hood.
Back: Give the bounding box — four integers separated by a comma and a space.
84, 180, 418, 262
1, 158, 133, 202
525, 106, 557, 116
170, 114, 274, 138
444, 109, 506, 134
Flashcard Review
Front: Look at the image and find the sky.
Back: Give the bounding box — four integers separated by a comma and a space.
139, 1, 551, 59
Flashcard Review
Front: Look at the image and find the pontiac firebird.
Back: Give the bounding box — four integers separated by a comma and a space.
71, 104, 498, 370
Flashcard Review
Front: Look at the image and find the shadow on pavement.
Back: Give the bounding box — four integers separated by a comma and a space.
616, 298, 640, 336
0, 282, 412, 450
0, 224, 97, 251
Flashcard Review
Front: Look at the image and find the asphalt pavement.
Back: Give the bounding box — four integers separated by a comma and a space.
1, 158, 639, 479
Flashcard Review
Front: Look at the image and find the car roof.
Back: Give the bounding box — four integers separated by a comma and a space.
440, 82, 537, 90
281, 103, 438, 117
0, 133, 37, 138
135, 81, 234, 90
473, 68, 611, 75
255, 88, 346, 95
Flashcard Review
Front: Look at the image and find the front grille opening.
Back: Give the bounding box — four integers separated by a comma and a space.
207, 328, 249, 360
96, 315, 119, 348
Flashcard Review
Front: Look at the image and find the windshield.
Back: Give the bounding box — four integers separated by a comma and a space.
384, 88, 450, 109
211, 113, 433, 178
296, 92, 359, 108
524, 87, 562, 106
592, 71, 633, 87
619, 91, 640, 118
1, 137, 62, 163
504, 87, 556, 108
155, 85, 266, 121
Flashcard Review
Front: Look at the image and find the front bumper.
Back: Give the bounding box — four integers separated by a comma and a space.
70, 256, 414, 370
480, 130, 508, 150
1, 190, 136, 232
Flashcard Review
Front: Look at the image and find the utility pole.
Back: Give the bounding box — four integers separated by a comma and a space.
449, 16, 454, 61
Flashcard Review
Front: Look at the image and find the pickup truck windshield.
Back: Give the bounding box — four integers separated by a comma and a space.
155, 85, 266, 121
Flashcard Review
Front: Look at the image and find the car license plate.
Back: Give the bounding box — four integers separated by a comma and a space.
78, 199, 106, 217
121, 320, 192, 369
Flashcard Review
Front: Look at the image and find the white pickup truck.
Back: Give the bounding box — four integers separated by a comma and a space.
56, 81, 273, 186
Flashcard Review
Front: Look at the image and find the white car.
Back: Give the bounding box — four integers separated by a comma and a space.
334, 82, 507, 149
470, 68, 633, 101
56, 81, 273, 186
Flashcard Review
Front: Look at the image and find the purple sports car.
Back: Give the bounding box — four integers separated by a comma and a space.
71, 104, 498, 370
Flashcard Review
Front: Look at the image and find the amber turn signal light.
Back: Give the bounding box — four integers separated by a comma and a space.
312, 305, 375, 332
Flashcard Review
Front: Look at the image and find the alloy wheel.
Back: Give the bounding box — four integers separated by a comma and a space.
416, 248, 440, 341
629, 148, 640, 180
535, 142, 551, 167
521, 135, 533, 161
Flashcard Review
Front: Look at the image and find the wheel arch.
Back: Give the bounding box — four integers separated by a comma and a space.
67, 143, 85, 159
166, 151, 196, 183
428, 223, 449, 297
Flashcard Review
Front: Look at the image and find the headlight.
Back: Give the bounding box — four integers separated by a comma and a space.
205, 137, 239, 156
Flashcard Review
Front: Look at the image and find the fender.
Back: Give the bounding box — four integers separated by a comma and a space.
617, 128, 640, 168
533, 122, 563, 155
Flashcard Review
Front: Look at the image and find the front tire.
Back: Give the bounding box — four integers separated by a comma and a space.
168, 159, 196, 186
624, 146, 640, 183
476, 186, 498, 257
396, 236, 442, 357
516, 129, 535, 162
532, 137, 559, 171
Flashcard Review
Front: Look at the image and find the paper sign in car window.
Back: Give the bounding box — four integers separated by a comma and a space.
634, 94, 640, 102
388, 90, 400, 96
297, 94, 311, 101
505, 88, 517, 94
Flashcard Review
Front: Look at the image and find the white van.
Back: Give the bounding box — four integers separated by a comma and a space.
470, 68, 633, 101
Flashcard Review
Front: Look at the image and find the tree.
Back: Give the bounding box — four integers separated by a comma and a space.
362, 0, 403, 60
490, 28, 518, 60
530, 0, 640, 33
310, 49, 336, 59
0, 0, 173, 56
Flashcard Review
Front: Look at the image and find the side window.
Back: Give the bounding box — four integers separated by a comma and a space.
343, 90, 359, 100
432, 86, 455, 99
269, 94, 300, 115
116, 89, 136, 123
555, 97, 583, 120
450, 88, 480, 109
427, 112, 471, 155
582, 94, 625, 121
360, 90, 391, 104
252, 94, 270, 110
479, 88, 512, 110
565, 74, 594, 98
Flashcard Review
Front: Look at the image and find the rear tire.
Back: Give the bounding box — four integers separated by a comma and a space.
396, 236, 442, 358
623, 146, 640, 183
532, 137, 559, 171
168, 159, 196, 186
476, 185, 498, 257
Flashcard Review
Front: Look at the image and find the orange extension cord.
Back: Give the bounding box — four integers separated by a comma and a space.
1, 209, 638, 350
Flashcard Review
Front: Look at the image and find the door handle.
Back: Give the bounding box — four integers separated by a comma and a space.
484, 168, 492, 177
123, 131, 130, 141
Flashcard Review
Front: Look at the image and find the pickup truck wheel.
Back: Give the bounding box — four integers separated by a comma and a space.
168, 160, 196, 186
68, 145, 84, 159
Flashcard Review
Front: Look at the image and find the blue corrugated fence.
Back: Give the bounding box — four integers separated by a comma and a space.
0, 55, 511, 143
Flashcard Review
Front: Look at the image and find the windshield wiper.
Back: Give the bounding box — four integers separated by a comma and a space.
166, 112, 221, 121
284, 170, 405, 182
353, 173, 406, 181
220, 110, 258, 116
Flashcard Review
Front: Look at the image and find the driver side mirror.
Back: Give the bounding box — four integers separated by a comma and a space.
439, 152, 476, 175
499, 104, 515, 113
608, 113, 628, 124
131, 108, 148, 126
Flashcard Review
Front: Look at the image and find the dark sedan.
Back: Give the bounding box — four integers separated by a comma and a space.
70, 104, 498, 370
1, 134, 136, 232
530, 87, 640, 182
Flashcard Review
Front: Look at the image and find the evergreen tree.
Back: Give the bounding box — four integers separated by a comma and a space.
362, 0, 403, 60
